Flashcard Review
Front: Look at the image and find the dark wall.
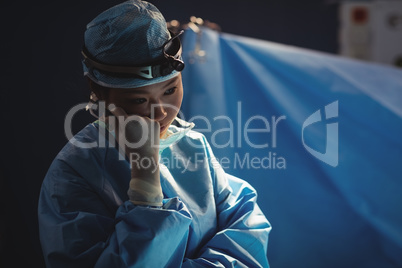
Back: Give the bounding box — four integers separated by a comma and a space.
154, 0, 339, 54
0, 0, 338, 267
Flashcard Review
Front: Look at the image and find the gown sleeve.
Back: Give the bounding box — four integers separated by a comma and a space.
182, 139, 272, 268
38, 157, 193, 268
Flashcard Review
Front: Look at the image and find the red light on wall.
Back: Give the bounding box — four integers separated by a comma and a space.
351, 7, 369, 24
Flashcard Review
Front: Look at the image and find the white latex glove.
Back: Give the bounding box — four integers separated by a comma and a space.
108, 106, 163, 207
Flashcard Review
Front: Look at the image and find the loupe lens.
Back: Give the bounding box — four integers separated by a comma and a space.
173, 60, 185, 71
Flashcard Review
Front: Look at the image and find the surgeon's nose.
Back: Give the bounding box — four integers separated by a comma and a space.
150, 102, 167, 121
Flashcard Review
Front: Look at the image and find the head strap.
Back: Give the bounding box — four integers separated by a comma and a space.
82, 30, 185, 79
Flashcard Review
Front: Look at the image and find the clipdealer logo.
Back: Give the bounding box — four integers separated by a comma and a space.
302, 101, 339, 167
63, 100, 339, 170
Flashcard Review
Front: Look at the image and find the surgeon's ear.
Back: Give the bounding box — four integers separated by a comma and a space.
87, 78, 110, 101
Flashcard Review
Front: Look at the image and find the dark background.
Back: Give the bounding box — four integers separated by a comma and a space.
0, 0, 339, 266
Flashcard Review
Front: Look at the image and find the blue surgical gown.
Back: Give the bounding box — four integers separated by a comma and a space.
38, 119, 271, 267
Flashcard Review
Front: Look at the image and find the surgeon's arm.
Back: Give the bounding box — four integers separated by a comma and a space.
38, 161, 193, 268
182, 141, 272, 268
95, 197, 193, 267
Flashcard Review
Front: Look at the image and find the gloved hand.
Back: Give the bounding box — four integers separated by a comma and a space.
108, 106, 163, 207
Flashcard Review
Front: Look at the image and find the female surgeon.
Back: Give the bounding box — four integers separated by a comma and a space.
38, 1, 271, 267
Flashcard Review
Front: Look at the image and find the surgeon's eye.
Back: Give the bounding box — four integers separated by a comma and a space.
164, 87, 176, 95
132, 98, 147, 104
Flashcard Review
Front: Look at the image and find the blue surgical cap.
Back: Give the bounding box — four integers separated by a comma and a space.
82, 0, 180, 89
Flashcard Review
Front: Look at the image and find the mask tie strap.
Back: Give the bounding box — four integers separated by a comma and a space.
86, 92, 99, 119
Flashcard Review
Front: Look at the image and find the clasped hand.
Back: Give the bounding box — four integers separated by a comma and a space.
106, 106, 163, 206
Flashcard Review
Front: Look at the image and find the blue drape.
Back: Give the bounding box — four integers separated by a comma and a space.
180, 27, 402, 268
